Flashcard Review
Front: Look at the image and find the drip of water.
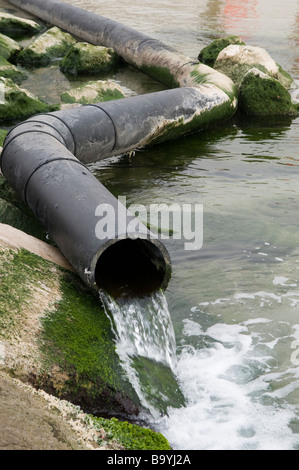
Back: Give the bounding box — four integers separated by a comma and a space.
100, 290, 183, 416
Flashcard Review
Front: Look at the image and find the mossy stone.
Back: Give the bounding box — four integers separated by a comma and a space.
0, 55, 27, 83
214, 45, 295, 89
239, 68, 299, 116
61, 80, 125, 105
0, 129, 7, 146
0, 33, 21, 61
0, 12, 43, 38
17, 26, 76, 66
198, 35, 245, 66
0, 77, 59, 123
60, 42, 120, 76
92, 416, 171, 450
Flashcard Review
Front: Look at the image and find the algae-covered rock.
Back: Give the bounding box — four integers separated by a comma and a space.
198, 35, 245, 66
17, 26, 77, 66
214, 44, 294, 89
0, 129, 7, 147
92, 416, 171, 450
0, 32, 21, 60
238, 68, 299, 116
0, 77, 59, 122
61, 80, 125, 105
0, 12, 43, 38
60, 42, 120, 76
0, 55, 27, 83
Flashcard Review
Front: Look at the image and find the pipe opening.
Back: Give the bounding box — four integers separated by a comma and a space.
95, 238, 170, 298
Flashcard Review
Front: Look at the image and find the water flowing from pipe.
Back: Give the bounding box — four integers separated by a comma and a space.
100, 290, 181, 417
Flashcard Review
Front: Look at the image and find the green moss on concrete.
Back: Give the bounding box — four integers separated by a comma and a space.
0, 247, 57, 337
141, 63, 179, 89
0, 55, 27, 83
239, 69, 299, 116
0, 238, 139, 414
61, 80, 125, 105
17, 27, 76, 67
40, 271, 140, 412
60, 42, 120, 76
198, 35, 245, 66
92, 416, 171, 450
0, 77, 59, 123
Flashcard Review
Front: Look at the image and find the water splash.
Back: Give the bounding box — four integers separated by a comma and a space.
100, 290, 183, 416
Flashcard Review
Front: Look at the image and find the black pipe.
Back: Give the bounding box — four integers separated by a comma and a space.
1, 123, 171, 297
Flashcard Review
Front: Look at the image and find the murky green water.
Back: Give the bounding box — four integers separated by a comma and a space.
3, 0, 299, 450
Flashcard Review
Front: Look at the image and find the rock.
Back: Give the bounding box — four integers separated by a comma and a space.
0, 12, 43, 38
0, 129, 7, 147
238, 68, 299, 116
17, 26, 77, 66
0, 32, 21, 60
214, 44, 294, 89
0, 372, 90, 450
60, 42, 120, 76
61, 80, 125, 105
198, 35, 245, 66
0, 233, 140, 418
0, 371, 170, 450
0, 77, 59, 122
0, 55, 27, 83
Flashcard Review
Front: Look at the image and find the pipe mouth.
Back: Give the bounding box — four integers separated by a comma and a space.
94, 238, 171, 298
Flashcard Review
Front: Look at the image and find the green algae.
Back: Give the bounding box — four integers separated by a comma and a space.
0, 129, 7, 146
276, 63, 294, 89
61, 80, 125, 105
60, 42, 120, 76
0, 12, 44, 38
91, 416, 171, 450
239, 70, 299, 116
0, 240, 140, 414
0, 33, 21, 61
0, 247, 57, 337
216, 62, 270, 88
0, 55, 27, 83
0, 77, 59, 123
141, 63, 179, 89
132, 356, 185, 415
17, 27, 76, 67
40, 271, 140, 412
198, 35, 245, 66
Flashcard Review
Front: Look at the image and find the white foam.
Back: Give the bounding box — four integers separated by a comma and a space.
157, 320, 298, 450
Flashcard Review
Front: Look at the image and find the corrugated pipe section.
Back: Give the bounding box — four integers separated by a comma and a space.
1, 0, 238, 297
